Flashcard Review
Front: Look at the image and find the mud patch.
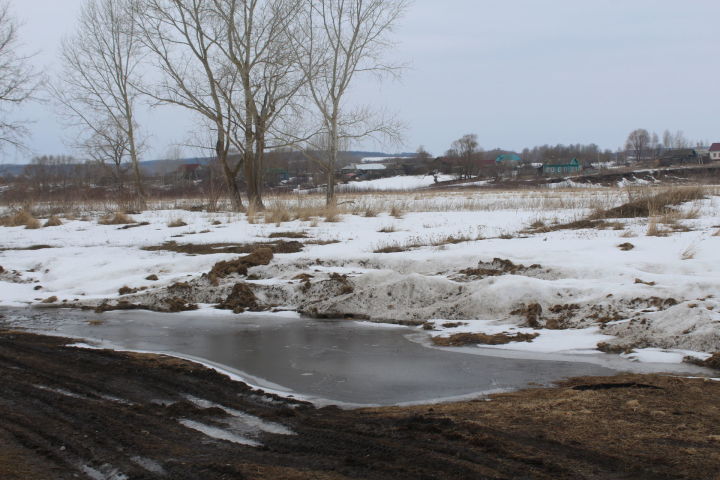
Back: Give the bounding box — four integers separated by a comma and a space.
143, 240, 302, 256
207, 248, 274, 285
0, 331, 720, 480
685, 352, 720, 371
94, 297, 198, 314
217, 283, 263, 313
432, 332, 539, 347
458, 258, 543, 279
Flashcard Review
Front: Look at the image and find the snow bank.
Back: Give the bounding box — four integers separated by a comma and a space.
2, 189, 719, 363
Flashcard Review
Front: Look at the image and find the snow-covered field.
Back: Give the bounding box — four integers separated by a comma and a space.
1, 187, 719, 366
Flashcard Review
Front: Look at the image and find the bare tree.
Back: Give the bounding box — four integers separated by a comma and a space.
135, 0, 246, 210
0, 1, 40, 150
450, 134, 480, 179
291, 0, 408, 206
213, 0, 305, 210
625, 129, 650, 163
53, 0, 145, 199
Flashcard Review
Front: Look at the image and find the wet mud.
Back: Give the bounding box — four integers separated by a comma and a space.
1, 331, 718, 479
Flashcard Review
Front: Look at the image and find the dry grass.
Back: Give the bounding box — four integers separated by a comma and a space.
592, 186, 705, 220
646, 219, 667, 237
389, 205, 404, 219
44, 216, 63, 227
99, 212, 135, 225
24, 218, 41, 229
324, 208, 340, 223
363, 207, 378, 217
373, 230, 483, 253
681, 245, 697, 260
0, 210, 39, 228
167, 218, 188, 228
378, 225, 397, 233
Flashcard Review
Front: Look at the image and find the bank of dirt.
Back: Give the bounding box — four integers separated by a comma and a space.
1, 331, 719, 480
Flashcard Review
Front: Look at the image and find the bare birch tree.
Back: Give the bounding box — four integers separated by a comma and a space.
212, 0, 305, 210
292, 0, 408, 206
135, 0, 246, 210
53, 0, 145, 199
0, 1, 40, 150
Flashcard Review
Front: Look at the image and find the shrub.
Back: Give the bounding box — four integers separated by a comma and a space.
168, 218, 188, 228
44, 216, 63, 227
99, 212, 135, 225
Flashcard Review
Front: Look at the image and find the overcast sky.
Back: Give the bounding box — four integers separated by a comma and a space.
6, 0, 720, 162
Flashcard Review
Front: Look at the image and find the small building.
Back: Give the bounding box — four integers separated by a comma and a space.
542, 158, 581, 175
659, 148, 698, 166
340, 163, 387, 174
710, 143, 720, 161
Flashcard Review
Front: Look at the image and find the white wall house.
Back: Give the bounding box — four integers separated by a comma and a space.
710, 143, 720, 161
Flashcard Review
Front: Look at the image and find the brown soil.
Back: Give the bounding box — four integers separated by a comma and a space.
143, 240, 303, 256
207, 247, 274, 285
268, 231, 309, 239
460, 258, 542, 279
432, 332, 539, 347
618, 242, 635, 251
0, 331, 718, 480
217, 283, 261, 313
0, 244, 55, 252
94, 297, 198, 314
685, 352, 720, 371
117, 221, 150, 230
512, 303, 543, 328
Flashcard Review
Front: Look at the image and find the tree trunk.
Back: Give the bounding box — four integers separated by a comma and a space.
217, 139, 244, 212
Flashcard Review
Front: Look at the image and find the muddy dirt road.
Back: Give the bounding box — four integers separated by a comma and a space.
1, 330, 719, 480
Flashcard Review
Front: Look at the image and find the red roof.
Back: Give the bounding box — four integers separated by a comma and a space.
710, 143, 720, 152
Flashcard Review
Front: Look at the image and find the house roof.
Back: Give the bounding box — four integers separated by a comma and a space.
709, 143, 720, 152
495, 153, 522, 163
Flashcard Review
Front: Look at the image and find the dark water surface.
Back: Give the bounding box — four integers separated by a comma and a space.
3, 308, 629, 406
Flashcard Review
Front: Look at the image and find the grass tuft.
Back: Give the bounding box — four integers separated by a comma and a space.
168, 218, 188, 228
44, 216, 63, 227
99, 212, 135, 225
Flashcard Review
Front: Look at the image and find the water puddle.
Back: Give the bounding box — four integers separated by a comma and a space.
1, 307, 711, 406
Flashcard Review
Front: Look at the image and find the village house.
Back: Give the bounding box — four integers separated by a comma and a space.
542, 158, 581, 175
710, 143, 720, 161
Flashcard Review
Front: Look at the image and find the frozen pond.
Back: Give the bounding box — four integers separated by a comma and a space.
1, 307, 710, 406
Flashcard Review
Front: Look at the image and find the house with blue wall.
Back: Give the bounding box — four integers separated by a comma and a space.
542, 158, 581, 175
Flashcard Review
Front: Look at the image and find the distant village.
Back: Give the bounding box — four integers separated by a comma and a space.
2, 142, 719, 202
171, 142, 720, 191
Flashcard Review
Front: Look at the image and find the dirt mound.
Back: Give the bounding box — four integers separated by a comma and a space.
432, 332, 539, 347
460, 258, 541, 278
216, 283, 261, 313
512, 303, 543, 328
94, 297, 198, 314
207, 247, 274, 285
685, 352, 720, 371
